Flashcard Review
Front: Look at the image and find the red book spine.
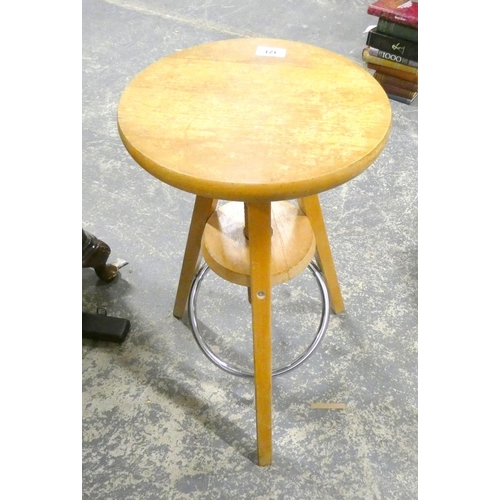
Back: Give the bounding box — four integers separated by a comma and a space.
367, 0, 418, 29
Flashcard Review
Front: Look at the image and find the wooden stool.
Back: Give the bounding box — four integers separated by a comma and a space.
117, 38, 392, 466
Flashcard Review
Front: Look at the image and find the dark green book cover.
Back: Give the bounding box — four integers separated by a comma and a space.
366, 28, 418, 62
377, 17, 418, 42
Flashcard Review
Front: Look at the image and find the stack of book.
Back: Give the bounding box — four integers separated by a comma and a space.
362, 0, 418, 104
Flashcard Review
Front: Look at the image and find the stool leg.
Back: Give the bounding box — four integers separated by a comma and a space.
173, 196, 218, 319
298, 195, 345, 314
246, 202, 273, 466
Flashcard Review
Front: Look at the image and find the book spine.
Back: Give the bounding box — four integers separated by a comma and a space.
367, 63, 418, 84
362, 48, 418, 74
377, 17, 418, 42
379, 82, 417, 100
367, 3, 418, 29
386, 93, 415, 104
373, 71, 418, 92
368, 46, 417, 68
366, 28, 418, 62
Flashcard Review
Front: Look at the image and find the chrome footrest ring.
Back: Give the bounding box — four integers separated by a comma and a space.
187, 261, 330, 378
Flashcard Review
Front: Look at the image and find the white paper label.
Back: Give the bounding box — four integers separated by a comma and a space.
255, 46, 286, 58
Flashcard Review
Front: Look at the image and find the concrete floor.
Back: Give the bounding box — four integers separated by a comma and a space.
82, 0, 418, 498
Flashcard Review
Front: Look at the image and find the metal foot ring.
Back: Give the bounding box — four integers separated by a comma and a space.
187, 262, 330, 378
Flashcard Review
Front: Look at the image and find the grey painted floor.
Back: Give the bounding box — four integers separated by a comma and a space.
82, 1, 418, 498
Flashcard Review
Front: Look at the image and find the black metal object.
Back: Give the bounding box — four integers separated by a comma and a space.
82, 229, 131, 342
83, 309, 131, 343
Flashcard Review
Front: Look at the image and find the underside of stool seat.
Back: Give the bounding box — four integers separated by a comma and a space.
202, 201, 316, 287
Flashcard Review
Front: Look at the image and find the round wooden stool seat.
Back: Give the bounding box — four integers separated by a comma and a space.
202, 201, 316, 287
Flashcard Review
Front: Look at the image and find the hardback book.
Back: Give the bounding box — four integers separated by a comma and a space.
367, 63, 418, 84
378, 82, 418, 101
366, 28, 418, 62
386, 93, 417, 104
373, 71, 418, 92
362, 47, 418, 75
367, 0, 418, 29
377, 17, 418, 42
368, 46, 417, 68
